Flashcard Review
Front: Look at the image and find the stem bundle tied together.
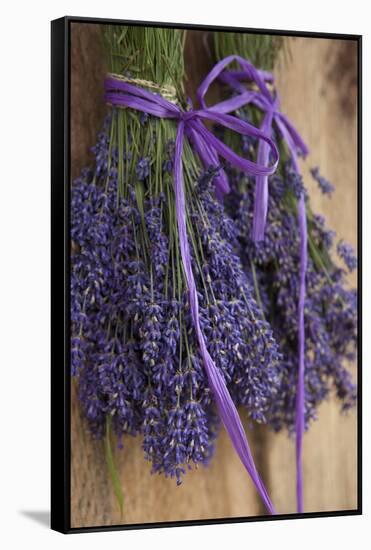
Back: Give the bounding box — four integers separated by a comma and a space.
104, 54, 280, 514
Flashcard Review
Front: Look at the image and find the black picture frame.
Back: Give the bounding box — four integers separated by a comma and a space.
51, 15, 362, 534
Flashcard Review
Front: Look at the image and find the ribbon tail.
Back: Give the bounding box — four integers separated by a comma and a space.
296, 192, 307, 514
252, 111, 274, 242
174, 122, 275, 515
277, 113, 309, 158
275, 117, 309, 162
186, 126, 230, 196
288, 152, 307, 515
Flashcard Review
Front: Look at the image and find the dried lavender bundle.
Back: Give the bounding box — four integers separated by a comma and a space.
226, 165, 357, 431
212, 32, 357, 433
71, 25, 282, 495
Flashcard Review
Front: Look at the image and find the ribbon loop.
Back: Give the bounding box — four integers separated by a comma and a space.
196, 55, 273, 109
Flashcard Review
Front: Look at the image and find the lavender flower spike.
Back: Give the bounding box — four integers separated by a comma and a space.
337, 240, 357, 272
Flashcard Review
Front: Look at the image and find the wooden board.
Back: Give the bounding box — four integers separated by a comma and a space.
70, 24, 358, 527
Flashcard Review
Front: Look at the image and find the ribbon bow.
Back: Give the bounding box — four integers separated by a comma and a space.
104, 56, 280, 515
217, 60, 309, 513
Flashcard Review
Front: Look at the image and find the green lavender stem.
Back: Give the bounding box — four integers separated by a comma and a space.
105, 418, 124, 517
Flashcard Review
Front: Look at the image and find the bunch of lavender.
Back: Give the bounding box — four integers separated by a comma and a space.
226, 165, 357, 431
71, 25, 283, 501
212, 32, 357, 432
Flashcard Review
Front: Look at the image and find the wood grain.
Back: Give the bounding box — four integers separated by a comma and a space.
71, 23, 107, 181
70, 25, 358, 527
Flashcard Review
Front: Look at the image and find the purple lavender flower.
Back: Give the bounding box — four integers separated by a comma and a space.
337, 240, 357, 272
140, 112, 149, 125
311, 166, 335, 195
285, 161, 306, 199
162, 159, 173, 173
71, 335, 88, 377
136, 157, 150, 181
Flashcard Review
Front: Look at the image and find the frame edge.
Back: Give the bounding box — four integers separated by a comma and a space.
51, 15, 70, 534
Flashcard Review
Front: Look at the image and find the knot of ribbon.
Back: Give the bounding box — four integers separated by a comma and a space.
217, 58, 309, 513
104, 56, 281, 515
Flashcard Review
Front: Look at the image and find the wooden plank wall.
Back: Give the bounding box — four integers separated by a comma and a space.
70, 24, 358, 528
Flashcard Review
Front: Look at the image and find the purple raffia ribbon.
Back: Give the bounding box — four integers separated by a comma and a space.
104, 55, 281, 515
218, 64, 309, 513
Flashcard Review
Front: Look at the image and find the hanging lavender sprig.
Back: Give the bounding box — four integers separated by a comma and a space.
310, 166, 335, 196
